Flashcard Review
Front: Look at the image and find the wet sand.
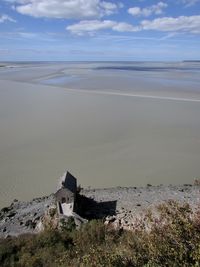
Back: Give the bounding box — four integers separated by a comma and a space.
0, 62, 200, 207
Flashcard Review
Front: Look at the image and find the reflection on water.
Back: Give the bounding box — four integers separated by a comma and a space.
41, 75, 80, 86
0, 62, 200, 207
38, 61, 200, 99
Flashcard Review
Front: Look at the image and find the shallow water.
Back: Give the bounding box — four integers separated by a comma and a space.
0, 62, 200, 207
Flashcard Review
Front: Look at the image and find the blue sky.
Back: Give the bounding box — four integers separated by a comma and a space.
0, 0, 200, 61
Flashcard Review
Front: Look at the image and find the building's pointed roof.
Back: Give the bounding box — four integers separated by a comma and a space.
57, 171, 77, 193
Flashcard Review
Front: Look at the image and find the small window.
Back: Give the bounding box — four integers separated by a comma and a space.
61, 197, 66, 203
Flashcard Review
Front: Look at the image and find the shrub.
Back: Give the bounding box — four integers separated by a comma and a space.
73, 220, 106, 251
60, 216, 76, 232
0, 201, 199, 267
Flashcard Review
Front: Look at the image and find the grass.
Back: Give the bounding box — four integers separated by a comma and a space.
0, 200, 200, 267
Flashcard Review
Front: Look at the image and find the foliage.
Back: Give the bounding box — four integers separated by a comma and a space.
60, 216, 76, 232
0, 201, 200, 267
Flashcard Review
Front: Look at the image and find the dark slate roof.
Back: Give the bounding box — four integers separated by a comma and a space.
61, 171, 77, 193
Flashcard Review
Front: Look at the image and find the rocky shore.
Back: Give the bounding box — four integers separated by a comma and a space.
0, 184, 199, 238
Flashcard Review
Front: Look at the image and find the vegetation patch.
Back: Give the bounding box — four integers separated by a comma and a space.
0, 201, 200, 267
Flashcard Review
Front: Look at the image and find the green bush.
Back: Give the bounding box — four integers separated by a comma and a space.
73, 220, 106, 251
60, 216, 76, 232
0, 201, 199, 267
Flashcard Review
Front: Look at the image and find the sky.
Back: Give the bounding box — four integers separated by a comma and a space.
0, 0, 200, 61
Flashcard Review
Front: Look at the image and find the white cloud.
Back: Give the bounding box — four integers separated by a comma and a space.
5, 0, 121, 19
112, 22, 138, 32
0, 14, 16, 23
66, 15, 200, 35
128, 2, 168, 17
141, 15, 200, 34
181, 0, 200, 7
66, 20, 138, 35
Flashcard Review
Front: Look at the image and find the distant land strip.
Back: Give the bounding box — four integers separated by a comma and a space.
64, 87, 200, 103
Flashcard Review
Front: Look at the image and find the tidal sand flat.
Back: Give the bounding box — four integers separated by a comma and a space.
0, 62, 200, 207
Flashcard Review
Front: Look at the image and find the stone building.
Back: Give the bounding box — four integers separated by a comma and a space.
55, 171, 77, 216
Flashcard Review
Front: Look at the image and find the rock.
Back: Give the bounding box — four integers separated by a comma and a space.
35, 221, 45, 233
74, 217, 85, 229
34, 216, 40, 222
25, 220, 36, 229
113, 219, 121, 229
105, 216, 116, 223
1, 207, 10, 213
0, 185, 200, 238
7, 212, 16, 218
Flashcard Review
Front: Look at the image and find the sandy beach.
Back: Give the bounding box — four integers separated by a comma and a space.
0, 62, 200, 207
